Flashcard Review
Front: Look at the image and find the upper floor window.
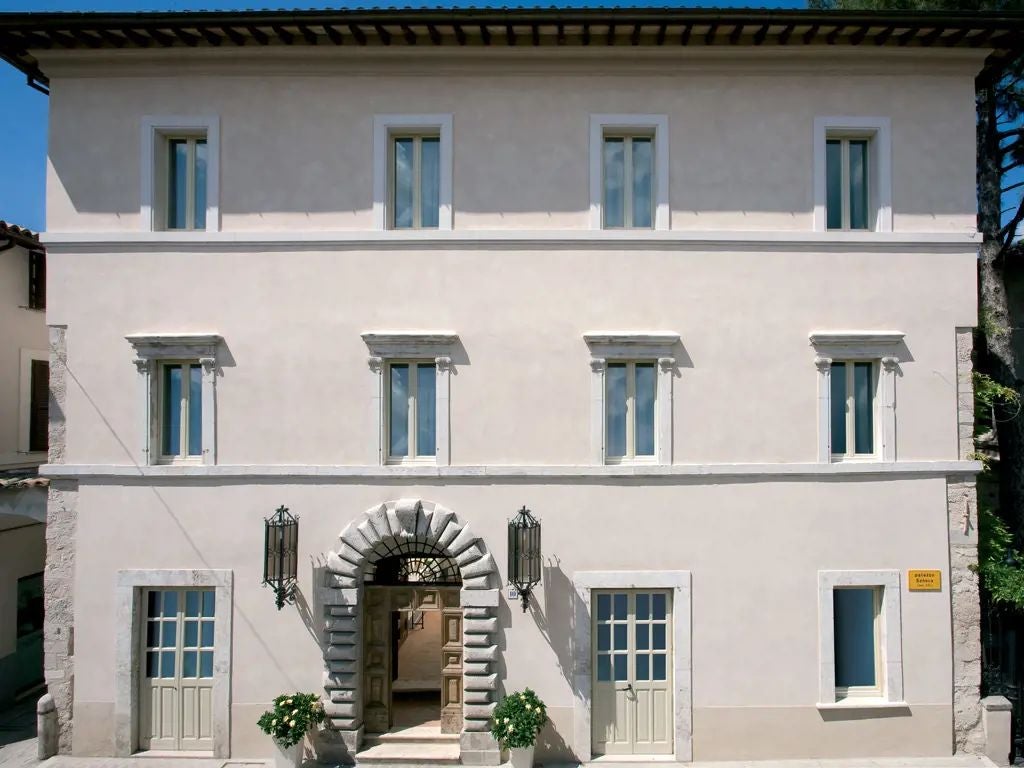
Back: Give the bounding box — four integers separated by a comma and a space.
829, 360, 876, 458
388, 361, 437, 461
589, 115, 669, 231
160, 361, 203, 461
141, 116, 220, 233
606, 361, 657, 461
373, 115, 453, 231
18, 349, 48, 455
833, 586, 882, 698
813, 117, 891, 233
392, 135, 440, 229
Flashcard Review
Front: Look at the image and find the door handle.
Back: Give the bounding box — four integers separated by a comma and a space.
617, 683, 633, 692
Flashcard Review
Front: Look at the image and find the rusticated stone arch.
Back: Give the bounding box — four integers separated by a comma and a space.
318, 499, 501, 766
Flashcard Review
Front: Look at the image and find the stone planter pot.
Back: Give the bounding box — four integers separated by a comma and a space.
509, 745, 535, 768
273, 739, 303, 768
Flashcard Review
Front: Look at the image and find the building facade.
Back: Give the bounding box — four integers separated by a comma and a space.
1, 7, 1017, 764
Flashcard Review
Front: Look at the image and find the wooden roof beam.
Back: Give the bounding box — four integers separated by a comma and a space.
631, 24, 642, 46
970, 27, 995, 47
680, 23, 692, 45
606, 23, 615, 45
246, 25, 269, 45
943, 27, 969, 46
557, 23, 565, 45
348, 24, 366, 45
778, 24, 794, 44
729, 24, 744, 44
426, 24, 441, 45
453, 23, 466, 45
531, 23, 539, 46
921, 27, 944, 45
119, 28, 152, 48
298, 25, 318, 45
220, 25, 246, 45
825, 25, 846, 44
400, 24, 416, 44
96, 28, 127, 47
70, 29, 103, 48
172, 27, 199, 46
705, 22, 718, 45
802, 24, 820, 44
656, 23, 667, 45
873, 26, 895, 45
480, 24, 491, 45
753, 24, 769, 45
849, 24, 869, 45
505, 24, 516, 45
898, 26, 919, 45
271, 25, 294, 45
581, 23, 590, 45
197, 27, 223, 46
374, 24, 391, 45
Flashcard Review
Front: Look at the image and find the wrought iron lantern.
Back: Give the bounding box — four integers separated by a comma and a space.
263, 505, 298, 610
508, 505, 542, 612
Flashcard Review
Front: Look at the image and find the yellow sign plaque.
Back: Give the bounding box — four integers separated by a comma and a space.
908, 570, 942, 592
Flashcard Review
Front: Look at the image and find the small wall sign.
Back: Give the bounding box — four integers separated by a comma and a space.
507, 585, 520, 601
908, 569, 942, 592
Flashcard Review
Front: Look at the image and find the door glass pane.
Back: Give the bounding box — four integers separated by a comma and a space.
652, 623, 666, 650
653, 653, 667, 680
636, 654, 650, 681
162, 365, 182, 456
652, 593, 666, 620
168, 139, 188, 230
393, 138, 414, 229
613, 593, 627, 619
202, 591, 215, 617
597, 654, 611, 681
636, 593, 650, 620
635, 363, 656, 456
188, 364, 202, 456
853, 362, 874, 454
200, 650, 214, 678
162, 590, 178, 618
614, 624, 627, 650
183, 650, 197, 678
416, 364, 436, 457
598, 624, 610, 651
420, 137, 440, 229
148, 590, 159, 616
201, 621, 214, 647
146, 651, 159, 678
636, 623, 649, 650
597, 593, 611, 621
389, 364, 410, 457
631, 137, 653, 228
185, 591, 200, 618
603, 137, 625, 228
826, 139, 842, 230
184, 621, 198, 647
160, 650, 175, 678
849, 139, 868, 230
161, 621, 176, 648
146, 622, 159, 647
194, 139, 208, 229
613, 654, 627, 681
830, 362, 847, 454
834, 588, 877, 688
606, 364, 627, 458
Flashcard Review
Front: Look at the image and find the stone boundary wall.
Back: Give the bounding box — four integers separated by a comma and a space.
949, 327, 983, 753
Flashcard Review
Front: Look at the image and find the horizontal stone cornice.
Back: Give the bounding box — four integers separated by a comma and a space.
42, 460, 982, 482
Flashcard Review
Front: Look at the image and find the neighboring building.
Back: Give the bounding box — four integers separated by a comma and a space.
0, 221, 48, 708
0, 6, 1018, 764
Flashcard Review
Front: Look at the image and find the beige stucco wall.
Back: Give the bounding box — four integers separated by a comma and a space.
0, 243, 48, 468
41, 48, 980, 235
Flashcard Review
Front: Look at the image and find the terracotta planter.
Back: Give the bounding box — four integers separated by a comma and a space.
509, 745, 535, 768
273, 739, 303, 768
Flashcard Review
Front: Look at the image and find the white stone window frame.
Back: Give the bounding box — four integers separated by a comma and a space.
363, 332, 457, 466
114, 569, 233, 757
810, 331, 903, 463
372, 114, 453, 231
589, 114, 670, 231
572, 570, 692, 761
817, 569, 904, 708
813, 116, 892, 233
584, 332, 677, 465
126, 333, 221, 466
141, 116, 221, 233
17, 347, 48, 455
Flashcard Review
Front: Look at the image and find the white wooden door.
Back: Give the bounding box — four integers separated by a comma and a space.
592, 590, 673, 756
139, 588, 216, 751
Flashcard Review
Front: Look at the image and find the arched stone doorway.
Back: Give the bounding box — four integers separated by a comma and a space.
320, 499, 501, 766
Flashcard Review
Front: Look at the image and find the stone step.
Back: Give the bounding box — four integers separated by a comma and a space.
370, 730, 461, 745
355, 740, 461, 765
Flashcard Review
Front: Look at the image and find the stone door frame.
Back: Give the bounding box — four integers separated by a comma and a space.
318, 499, 501, 766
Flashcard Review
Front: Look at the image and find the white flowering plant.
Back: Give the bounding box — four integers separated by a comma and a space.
257, 692, 326, 748
490, 688, 547, 749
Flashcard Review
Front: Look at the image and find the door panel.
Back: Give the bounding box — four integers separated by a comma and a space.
440, 589, 463, 734
363, 588, 392, 733
592, 590, 673, 756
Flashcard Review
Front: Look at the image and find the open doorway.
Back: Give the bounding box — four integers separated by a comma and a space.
391, 607, 443, 732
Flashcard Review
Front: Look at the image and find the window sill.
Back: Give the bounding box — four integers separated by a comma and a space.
816, 700, 909, 711
385, 457, 437, 466
830, 455, 881, 463
154, 458, 204, 467
605, 457, 661, 466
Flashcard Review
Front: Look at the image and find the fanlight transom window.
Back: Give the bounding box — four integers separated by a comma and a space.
365, 537, 461, 586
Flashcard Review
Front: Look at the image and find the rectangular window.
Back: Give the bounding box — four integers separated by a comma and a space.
391, 135, 441, 229
28, 250, 45, 310
164, 135, 208, 231
606, 361, 656, 461
830, 361, 875, 458
29, 359, 48, 453
603, 134, 654, 229
833, 586, 882, 698
160, 362, 203, 461
826, 136, 870, 231
388, 362, 437, 461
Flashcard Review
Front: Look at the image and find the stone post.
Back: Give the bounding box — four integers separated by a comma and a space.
981, 695, 1013, 766
36, 693, 58, 759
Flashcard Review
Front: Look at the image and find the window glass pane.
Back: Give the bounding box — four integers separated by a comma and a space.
200, 650, 214, 678
16, 573, 43, 639
597, 654, 611, 682
147, 622, 159, 647
636, 593, 650, 621
160, 650, 175, 678
830, 362, 847, 454
420, 137, 440, 229
168, 139, 188, 230
188, 364, 202, 456
146, 651, 159, 678
194, 139, 208, 230
636, 623, 649, 650
598, 624, 610, 651
183, 650, 197, 678
202, 591, 215, 617
635, 363, 656, 456
393, 138, 414, 229
653, 653, 667, 680
185, 591, 200, 618
834, 588, 877, 688
826, 139, 843, 230
416, 364, 436, 457
162, 365, 182, 456
854, 362, 874, 454
849, 140, 868, 230
636, 654, 650, 681
389, 364, 410, 457
184, 621, 198, 647
606, 364, 627, 458
603, 137, 625, 228
201, 621, 214, 647
652, 593, 666, 620
162, 590, 178, 618
653, 623, 666, 650
597, 593, 611, 621
148, 590, 160, 617
614, 624, 627, 650
631, 137, 653, 228
613, 593, 627, 619
161, 621, 176, 648
613, 654, 627, 681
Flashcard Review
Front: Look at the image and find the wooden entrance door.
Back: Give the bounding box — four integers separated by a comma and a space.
591, 590, 673, 755
440, 589, 463, 733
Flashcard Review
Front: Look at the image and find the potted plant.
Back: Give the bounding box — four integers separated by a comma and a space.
257, 692, 326, 768
490, 688, 548, 768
